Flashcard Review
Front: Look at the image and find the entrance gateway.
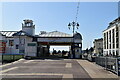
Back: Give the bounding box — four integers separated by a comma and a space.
34, 31, 82, 58
0, 19, 82, 59
30, 21, 82, 59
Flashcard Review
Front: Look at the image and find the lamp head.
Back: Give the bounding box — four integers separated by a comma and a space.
77, 23, 79, 26
72, 21, 75, 24
68, 23, 71, 26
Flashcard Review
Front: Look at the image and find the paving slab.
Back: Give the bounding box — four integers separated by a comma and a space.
2, 59, 118, 79
1, 59, 91, 79
77, 60, 119, 78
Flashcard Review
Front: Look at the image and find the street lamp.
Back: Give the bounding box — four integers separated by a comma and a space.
68, 21, 79, 35
68, 21, 79, 58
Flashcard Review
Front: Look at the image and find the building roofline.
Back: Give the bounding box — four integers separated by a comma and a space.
93, 38, 103, 43
103, 17, 120, 32
12, 30, 33, 37
0, 31, 18, 32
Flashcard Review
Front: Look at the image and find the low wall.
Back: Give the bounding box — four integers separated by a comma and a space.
0, 53, 24, 63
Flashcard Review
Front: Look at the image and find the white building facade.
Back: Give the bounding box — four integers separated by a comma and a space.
103, 17, 120, 56
0, 19, 83, 58
0, 20, 37, 56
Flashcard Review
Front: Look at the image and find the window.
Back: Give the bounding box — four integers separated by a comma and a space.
116, 43, 119, 48
79, 44, 82, 48
19, 50, 25, 53
20, 39, 25, 45
112, 50, 115, 56
109, 30, 111, 49
112, 29, 115, 48
116, 27, 119, 32
99, 43, 101, 45
116, 50, 119, 56
104, 33, 106, 49
16, 45, 19, 49
107, 32, 108, 49
9, 40, 14, 46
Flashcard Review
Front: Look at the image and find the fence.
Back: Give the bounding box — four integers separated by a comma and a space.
0, 53, 24, 64
95, 57, 120, 76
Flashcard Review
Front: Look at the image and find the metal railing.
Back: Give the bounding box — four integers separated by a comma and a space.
95, 57, 120, 76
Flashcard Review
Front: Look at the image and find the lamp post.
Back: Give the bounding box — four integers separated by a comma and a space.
68, 21, 79, 58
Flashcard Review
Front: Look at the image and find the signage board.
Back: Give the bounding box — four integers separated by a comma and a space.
28, 43, 36, 46
38, 38, 82, 43
38, 38, 72, 43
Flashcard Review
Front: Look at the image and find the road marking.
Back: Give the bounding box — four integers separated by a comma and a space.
19, 66, 65, 68
1, 73, 73, 79
24, 60, 34, 63
62, 74, 73, 78
1, 73, 73, 78
0, 59, 25, 68
64, 59, 72, 61
1, 73, 62, 75
24, 62, 66, 64
44, 59, 62, 61
65, 63, 72, 68
1, 67, 18, 73
0, 63, 13, 68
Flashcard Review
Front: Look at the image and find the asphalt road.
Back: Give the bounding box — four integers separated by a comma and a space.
1, 59, 92, 80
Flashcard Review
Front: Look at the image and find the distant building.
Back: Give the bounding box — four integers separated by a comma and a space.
93, 38, 103, 55
103, 17, 120, 56
0, 19, 83, 58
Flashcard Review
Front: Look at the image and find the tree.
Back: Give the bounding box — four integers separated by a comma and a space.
89, 47, 94, 52
85, 48, 89, 54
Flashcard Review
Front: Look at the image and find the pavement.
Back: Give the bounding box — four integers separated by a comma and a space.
0, 59, 119, 80
77, 60, 118, 78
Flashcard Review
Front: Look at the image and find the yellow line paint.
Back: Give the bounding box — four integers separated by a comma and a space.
0, 63, 13, 68
1, 67, 18, 73
1, 73, 72, 76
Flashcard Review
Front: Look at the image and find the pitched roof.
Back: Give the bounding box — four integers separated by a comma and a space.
0, 33, 4, 36
0, 31, 18, 37
39, 31, 72, 37
12, 30, 32, 37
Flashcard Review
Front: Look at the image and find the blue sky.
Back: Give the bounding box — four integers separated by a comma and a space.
1, 2, 118, 50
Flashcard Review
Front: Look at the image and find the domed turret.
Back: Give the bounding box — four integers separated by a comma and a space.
22, 19, 35, 36
73, 32, 82, 40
